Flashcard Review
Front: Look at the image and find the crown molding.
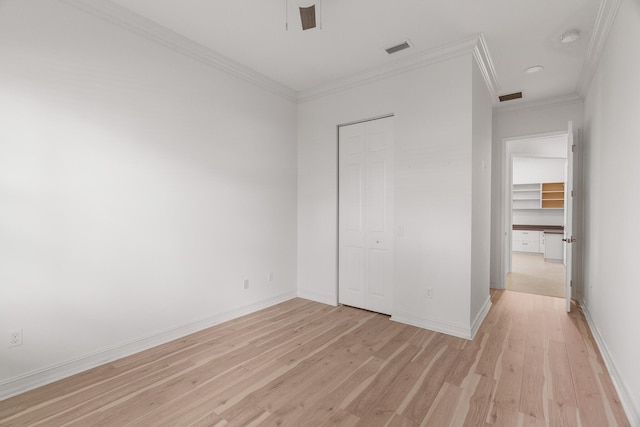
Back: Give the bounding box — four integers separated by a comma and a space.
60, 0, 298, 102
472, 34, 500, 100
298, 34, 498, 104
58, 2, 501, 106
576, 0, 623, 97
494, 93, 583, 113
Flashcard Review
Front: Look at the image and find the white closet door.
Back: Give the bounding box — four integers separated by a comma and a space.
338, 116, 394, 315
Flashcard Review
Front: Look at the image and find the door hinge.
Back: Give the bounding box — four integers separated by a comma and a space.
570, 280, 573, 288
572, 144, 576, 152
571, 190, 574, 197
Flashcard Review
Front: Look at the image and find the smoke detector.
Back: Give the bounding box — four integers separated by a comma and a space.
560, 29, 580, 43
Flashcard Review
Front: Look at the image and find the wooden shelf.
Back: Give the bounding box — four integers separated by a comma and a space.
542, 182, 564, 192
541, 182, 564, 209
542, 193, 563, 200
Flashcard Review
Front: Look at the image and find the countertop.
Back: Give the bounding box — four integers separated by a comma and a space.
513, 224, 564, 235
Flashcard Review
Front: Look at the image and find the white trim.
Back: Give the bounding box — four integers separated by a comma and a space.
494, 93, 583, 113
490, 281, 504, 290
392, 311, 476, 340
470, 297, 492, 339
337, 113, 395, 129
472, 35, 500, 99
581, 299, 640, 426
298, 34, 498, 103
502, 130, 569, 143
56, 3, 501, 107
500, 132, 570, 291
0, 291, 297, 401
577, 0, 623, 97
502, 137, 513, 284
60, 0, 298, 102
297, 289, 338, 306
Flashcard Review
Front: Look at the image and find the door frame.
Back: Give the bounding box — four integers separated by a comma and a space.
500, 130, 569, 289
336, 113, 394, 307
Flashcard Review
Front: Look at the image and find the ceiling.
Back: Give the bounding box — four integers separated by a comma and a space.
106, 0, 602, 104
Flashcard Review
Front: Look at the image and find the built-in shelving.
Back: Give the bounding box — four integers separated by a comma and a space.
541, 182, 565, 209
512, 183, 541, 210
512, 182, 565, 210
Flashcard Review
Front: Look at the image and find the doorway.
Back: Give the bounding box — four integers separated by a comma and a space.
503, 133, 570, 301
337, 115, 394, 315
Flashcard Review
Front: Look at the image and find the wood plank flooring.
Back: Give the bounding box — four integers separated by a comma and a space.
0, 291, 630, 426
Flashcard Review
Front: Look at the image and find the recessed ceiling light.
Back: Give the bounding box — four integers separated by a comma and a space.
524, 65, 544, 74
560, 29, 580, 43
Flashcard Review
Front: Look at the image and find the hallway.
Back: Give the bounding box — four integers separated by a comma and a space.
507, 253, 566, 298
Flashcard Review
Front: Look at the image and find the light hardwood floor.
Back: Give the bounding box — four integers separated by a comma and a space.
507, 253, 566, 298
0, 292, 630, 426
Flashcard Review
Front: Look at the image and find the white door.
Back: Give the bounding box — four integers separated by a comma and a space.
338, 116, 394, 315
564, 122, 574, 312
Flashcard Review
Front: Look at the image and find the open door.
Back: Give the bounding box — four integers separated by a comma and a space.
564, 122, 575, 312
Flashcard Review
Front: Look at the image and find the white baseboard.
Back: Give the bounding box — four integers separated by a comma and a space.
391, 297, 491, 341
297, 288, 337, 306
391, 312, 473, 340
0, 291, 296, 401
581, 298, 640, 426
471, 297, 492, 339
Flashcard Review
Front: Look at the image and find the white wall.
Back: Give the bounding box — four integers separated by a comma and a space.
470, 59, 493, 328
298, 53, 491, 338
583, 0, 640, 423
491, 101, 584, 288
512, 157, 566, 184
0, 0, 297, 397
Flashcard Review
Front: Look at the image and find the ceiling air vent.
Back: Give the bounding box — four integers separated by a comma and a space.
498, 92, 523, 102
385, 41, 411, 55
299, 5, 316, 30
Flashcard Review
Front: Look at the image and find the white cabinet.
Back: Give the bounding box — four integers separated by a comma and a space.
512, 230, 541, 253
513, 227, 564, 259
544, 232, 563, 261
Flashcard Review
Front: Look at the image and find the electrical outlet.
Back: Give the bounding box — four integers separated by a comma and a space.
9, 329, 22, 347
268, 272, 274, 282
426, 288, 433, 299
243, 279, 249, 290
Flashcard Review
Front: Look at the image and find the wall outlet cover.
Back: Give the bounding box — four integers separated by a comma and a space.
9, 329, 23, 347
